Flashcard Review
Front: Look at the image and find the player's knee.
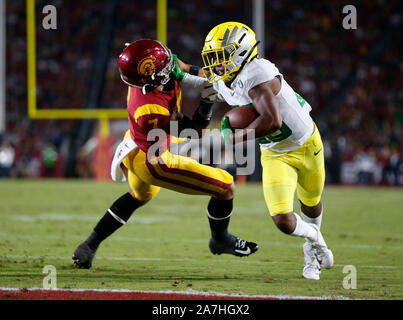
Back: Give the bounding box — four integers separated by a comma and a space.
216, 182, 235, 200
272, 212, 295, 234
129, 190, 155, 204
300, 200, 322, 218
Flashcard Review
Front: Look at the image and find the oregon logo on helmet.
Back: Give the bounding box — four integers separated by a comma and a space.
201, 22, 258, 83
137, 56, 156, 76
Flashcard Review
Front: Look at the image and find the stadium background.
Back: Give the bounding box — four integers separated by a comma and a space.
1, 0, 402, 187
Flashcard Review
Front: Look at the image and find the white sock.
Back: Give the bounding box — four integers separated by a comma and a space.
300, 208, 322, 229
291, 212, 317, 242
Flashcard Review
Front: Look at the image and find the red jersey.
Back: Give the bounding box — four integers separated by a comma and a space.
127, 81, 182, 153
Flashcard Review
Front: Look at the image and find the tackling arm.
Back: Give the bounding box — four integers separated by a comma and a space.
163, 98, 214, 138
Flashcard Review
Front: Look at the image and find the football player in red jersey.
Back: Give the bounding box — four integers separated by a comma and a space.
72, 39, 258, 269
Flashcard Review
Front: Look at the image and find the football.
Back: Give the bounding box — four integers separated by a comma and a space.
224, 105, 259, 129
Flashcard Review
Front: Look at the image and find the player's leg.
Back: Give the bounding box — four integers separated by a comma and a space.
261, 149, 323, 279
72, 191, 148, 269
260, 149, 315, 235
207, 187, 258, 257
297, 125, 325, 228
300, 201, 322, 228
206, 183, 234, 244
134, 149, 258, 257
296, 126, 333, 270
72, 150, 160, 269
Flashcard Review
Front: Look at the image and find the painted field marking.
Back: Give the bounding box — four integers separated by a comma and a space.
0, 286, 352, 300
7, 214, 177, 224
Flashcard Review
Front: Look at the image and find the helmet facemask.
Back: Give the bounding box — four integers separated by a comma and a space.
202, 43, 239, 83
153, 42, 174, 86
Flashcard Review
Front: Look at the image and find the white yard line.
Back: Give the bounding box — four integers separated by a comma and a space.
7, 214, 177, 224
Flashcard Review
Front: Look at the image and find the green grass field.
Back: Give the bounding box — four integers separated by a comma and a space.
0, 179, 402, 299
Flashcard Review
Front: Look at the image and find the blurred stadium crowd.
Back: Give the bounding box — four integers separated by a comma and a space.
1, 0, 402, 186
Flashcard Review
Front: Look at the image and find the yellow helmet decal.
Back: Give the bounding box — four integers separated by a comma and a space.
137, 56, 156, 76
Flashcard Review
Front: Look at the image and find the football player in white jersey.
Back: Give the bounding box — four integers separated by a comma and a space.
200, 21, 334, 280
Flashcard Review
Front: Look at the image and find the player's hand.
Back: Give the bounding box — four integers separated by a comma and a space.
201, 83, 225, 102
170, 54, 185, 81
221, 116, 234, 144
170, 111, 184, 122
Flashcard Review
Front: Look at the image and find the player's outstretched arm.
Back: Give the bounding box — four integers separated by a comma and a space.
170, 54, 209, 93
171, 54, 204, 80
176, 57, 204, 78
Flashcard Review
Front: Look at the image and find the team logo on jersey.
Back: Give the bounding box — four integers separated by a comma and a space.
137, 56, 156, 76
295, 93, 306, 107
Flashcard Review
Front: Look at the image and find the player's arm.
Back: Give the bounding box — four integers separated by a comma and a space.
247, 80, 282, 136
132, 101, 210, 138
170, 55, 212, 94
163, 98, 214, 137
176, 57, 204, 78
171, 55, 204, 79
231, 80, 282, 142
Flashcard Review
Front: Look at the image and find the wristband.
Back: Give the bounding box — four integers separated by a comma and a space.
189, 65, 201, 76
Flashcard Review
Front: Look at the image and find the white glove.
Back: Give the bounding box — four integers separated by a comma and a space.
182, 73, 225, 102
201, 82, 225, 102
181, 73, 207, 91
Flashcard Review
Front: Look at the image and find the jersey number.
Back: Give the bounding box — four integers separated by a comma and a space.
148, 118, 158, 128
256, 122, 292, 144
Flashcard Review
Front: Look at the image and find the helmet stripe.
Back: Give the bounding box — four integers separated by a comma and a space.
227, 25, 239, 45
242, 40, 253, 53
237, 27, 248, 43
221, 28, 230, 47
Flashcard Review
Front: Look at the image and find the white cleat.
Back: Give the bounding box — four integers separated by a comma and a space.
302, 241, 321, 280
309, 224, 334, 269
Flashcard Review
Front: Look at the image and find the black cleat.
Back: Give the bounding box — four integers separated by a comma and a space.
209, 235, 259, 257
72, 242, 97, 269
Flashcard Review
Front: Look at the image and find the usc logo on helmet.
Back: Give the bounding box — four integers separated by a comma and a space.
137, 56, 156, 76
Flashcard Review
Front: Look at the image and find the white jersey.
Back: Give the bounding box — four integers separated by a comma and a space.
213, 58, 314, 153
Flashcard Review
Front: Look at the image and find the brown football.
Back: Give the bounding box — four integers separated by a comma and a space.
224, 105, 259, 129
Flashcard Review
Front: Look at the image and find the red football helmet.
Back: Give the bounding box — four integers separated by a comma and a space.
118, 39, 174, 94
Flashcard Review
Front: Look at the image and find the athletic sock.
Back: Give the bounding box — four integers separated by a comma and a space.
206, 197, 233, 241
301, 209, 323, 229
290, 212, 318, 242
85, 193, 142, 250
